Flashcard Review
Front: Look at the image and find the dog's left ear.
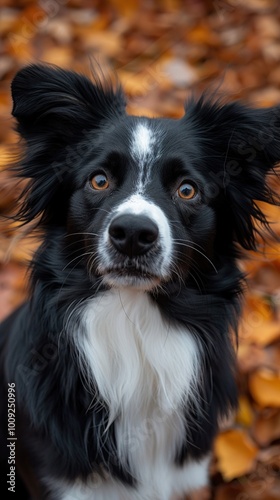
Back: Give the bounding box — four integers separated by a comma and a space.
185, 98, 280, 250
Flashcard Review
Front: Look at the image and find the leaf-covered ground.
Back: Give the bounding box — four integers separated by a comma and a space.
0, 1, 280, 498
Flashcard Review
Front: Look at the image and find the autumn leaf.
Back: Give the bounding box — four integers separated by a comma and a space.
215, 429, 259, 481
249, 369, 280, 407
235, 396, 255, 428
253, 409, 280, 446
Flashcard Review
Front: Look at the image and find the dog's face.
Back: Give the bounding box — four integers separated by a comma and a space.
67, 116, 216, 291
11, 64, 280, 292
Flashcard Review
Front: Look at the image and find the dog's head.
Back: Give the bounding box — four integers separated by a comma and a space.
11, 64, 280, 291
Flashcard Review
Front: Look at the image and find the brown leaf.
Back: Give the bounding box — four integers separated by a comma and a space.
253, 409, 280, 446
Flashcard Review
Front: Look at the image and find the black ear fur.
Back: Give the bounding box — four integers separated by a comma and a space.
11, 64, 126, 140
185, 97, 280, 250
10, 64, 126, 226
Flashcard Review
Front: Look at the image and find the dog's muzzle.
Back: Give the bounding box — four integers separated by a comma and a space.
96, 196, 173, 290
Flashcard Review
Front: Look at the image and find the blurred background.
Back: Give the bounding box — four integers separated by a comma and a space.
0, 1, 280, 499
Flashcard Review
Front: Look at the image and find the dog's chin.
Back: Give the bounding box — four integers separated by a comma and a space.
100, 269, 162, 291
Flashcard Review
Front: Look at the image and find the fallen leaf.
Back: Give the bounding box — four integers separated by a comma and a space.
249, 370, 280, 407
253, 409, 280, 446
215, 429, 258, 481
236, 396, 255, 427
41, 46, 73, 67
239, 294, 280, 346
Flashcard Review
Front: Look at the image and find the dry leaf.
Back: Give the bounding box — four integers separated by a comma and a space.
215, 429, 258, 481
253, 409, 280, 446
239, 295, 280, 346
236, 396, 255, 427
240, 318, 280, 346
249, 369, 280, 407
41, 46, 73, 67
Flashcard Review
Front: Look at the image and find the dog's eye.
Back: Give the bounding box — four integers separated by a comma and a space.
177, 182, 197, 200
90, 174, 109, 191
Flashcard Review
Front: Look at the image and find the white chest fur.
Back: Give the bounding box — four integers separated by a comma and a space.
57, 289, 208, 500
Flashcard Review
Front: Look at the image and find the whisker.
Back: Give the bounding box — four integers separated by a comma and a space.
174, 241, 218, 273
62, 251, 96, 271
173, 237, 206, 251
64, 232, 99, 238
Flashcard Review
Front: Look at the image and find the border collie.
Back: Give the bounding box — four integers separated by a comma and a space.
0, 64, 279, 500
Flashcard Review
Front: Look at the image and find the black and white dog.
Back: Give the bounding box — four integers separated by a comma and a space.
0, 64, 279, 499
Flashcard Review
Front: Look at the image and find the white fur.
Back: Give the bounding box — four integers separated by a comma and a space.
52, 289, 207, 500
98, 194, 173, 281
130, 123, 159, 193
131, 124, 152, 159
56, 456, 210, 500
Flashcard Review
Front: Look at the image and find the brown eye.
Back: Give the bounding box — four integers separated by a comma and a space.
177, 182, 197, 200
91, 174, 109, 191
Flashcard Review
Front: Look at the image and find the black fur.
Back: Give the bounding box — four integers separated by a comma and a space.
0, 64, 279, 499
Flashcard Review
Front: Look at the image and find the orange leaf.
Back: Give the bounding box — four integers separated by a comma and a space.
79, 31, 122, 57
215, 429, 258, 481
249, 369, 280, 407
239, 295, 280, 345
41, 46, 73, 68
108, 0, 139, 17
187, 24, 220, 47
239, 319, 280, 346
236, 396, 255, 427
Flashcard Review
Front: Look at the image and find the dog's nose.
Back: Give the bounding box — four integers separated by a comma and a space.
109, 214, 159, 257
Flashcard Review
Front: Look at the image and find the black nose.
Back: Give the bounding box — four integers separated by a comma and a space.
108, 214, 159, 258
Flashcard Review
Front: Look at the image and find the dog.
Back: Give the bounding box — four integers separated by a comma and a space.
0, 64, 279, 500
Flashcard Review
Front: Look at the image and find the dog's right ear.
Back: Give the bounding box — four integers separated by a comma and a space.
11, 64, 126, 142
10, 65, 126, 226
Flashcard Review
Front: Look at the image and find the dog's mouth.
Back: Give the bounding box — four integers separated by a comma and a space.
98, 263, 162, 290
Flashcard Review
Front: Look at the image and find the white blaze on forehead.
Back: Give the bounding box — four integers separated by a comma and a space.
130, 123, 159, 193
131, 123, 153, 159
